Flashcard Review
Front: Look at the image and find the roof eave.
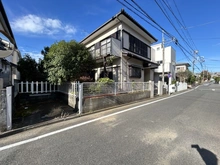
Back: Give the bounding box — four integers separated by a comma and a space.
80, 9, 158, 44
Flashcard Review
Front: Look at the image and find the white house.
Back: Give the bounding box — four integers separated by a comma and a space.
0, 1, 21, 87
151, 43, 176, 84
81, 9, 159, 83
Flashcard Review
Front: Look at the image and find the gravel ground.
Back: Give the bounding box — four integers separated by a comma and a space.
12, 99, 77, 129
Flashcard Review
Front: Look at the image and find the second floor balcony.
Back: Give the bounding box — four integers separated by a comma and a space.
89, 37, 121, 59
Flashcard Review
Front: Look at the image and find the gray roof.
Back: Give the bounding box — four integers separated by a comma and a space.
176, 63, 191, 67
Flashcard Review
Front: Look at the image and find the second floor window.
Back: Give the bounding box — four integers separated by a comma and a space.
101, 38, 111, 55
123, 31, 151, 59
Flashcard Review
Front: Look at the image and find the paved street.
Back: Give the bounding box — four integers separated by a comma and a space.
0, 83, 220, 165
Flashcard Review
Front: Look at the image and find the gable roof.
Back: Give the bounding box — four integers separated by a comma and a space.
81, 9, 157, 44
176, 63, 191, 67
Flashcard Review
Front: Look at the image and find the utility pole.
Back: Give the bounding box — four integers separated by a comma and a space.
192, 50, 198, 75
162, 30, 165, 86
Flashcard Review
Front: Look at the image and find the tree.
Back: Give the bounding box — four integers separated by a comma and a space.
176, 71, 188, 82
200, 70, 211, 81
44, 40, 96, 84
176, 70, 196, 84
17, 54, 39, 81
186, 70, 196, 84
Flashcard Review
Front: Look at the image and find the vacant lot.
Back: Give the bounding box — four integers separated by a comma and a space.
13, 99, 77, 129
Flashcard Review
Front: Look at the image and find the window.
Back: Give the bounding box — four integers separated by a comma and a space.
123, 31, 151, 59
157, 60, 162, 64
111, 30, 121, 40
129, 66, 141, 78
89, 46, 95, 58
101, 38, 111, 55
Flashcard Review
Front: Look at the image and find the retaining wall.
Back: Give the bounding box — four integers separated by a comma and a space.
83, 91, 150, 113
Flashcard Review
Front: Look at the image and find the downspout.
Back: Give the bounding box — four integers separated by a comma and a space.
116, 16, 123, 83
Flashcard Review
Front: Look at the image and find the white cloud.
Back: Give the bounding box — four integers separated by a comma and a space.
20, 47, 43, 62
11, 14, 77, 37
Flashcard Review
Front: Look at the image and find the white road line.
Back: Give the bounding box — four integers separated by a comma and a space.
0, 90, 191, 152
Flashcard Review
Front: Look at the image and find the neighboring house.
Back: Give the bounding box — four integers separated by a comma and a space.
151, 43, 176, 84
175, 63, 191, 82
175, 63, 191, 73
81, 9, 158, 83
0, 1, 21, 87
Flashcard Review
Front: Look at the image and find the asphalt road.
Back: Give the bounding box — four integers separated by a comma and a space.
0, 83, 220, 165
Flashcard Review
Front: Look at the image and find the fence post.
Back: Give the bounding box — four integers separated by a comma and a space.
6, 86, 12, 131
45, 81, 47, 93
158, 81, 162, 96
21, 81, 23, 93
36, 81, 39, 94
26, 81, 28, 92
41, 81, 43, 93
132, 82, 134, 93
114, 82, 117, 96
143, 82, 145, 91
31, 81, 34, 93
78, 83, 83, 115
149, 81, 154, 98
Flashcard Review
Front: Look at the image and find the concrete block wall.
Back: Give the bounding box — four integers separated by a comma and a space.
83, 91, 150, 113
0, 89, 7, 132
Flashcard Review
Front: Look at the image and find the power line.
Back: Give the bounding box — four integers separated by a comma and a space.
154, 0, 196, 53
116, 0, 168, 36
188, 37, 220, 40
117, 0, 202, 71
153, 0, 202, 70
171, 0, 198, 50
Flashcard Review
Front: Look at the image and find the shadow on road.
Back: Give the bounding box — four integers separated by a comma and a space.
191, 144, 218, 165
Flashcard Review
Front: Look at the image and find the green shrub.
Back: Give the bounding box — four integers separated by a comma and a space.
89, 78, 114, 94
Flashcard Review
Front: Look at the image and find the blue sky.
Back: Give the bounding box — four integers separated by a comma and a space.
2, 0, 220, 73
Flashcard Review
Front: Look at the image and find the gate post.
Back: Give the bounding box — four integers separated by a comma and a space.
6, 86, 12, 131
149, 81, 154, 98
78, 83, 83, 115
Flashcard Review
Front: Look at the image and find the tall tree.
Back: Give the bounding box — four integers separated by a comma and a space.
44, 40, 96, 84
17, 54, 39, 81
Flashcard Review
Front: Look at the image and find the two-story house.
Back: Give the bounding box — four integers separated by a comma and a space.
81, 9, 158, 83
0, 1, 21, 87
175, 62, 191, 82
175, 63, 191, 72
151, 43, 176, 84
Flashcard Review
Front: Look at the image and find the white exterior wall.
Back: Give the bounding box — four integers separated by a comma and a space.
152, 44, 176, 79
122, 23, 152, 46
85, 24, 122, 49
176, 65, 187, 72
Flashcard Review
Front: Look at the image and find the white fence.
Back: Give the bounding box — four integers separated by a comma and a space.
16, 81, 153, 96
16, 81, 58, 94
15, 81, 79, 95
176, 82, 187, 92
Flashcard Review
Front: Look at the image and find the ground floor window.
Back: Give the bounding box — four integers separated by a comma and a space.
129, 66, 141, 78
